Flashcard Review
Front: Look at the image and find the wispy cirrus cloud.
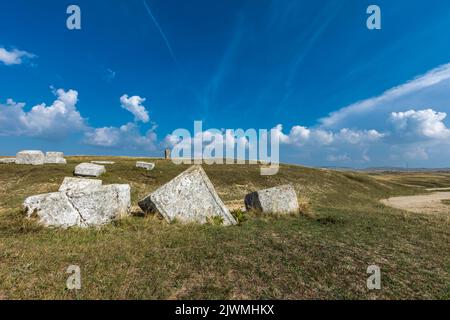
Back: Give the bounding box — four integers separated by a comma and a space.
142, 0, 178, 65
320, 63, 450, 129
0, 47, 36, 66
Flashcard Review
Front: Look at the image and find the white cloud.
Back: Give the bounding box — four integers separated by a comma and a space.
276, 124, 384, 147
0, 47, 36, 65
120, 94, 150, 123
84, 122, 158, 151
85, 94, 156, 150
0, 88, 86, 138
390, 109, 450, 140
164, 129, 251, 159
320, 63, 450, 128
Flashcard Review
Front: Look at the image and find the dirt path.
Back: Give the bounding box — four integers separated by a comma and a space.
381, 192, 450, 214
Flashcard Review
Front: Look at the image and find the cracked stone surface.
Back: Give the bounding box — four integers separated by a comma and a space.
23, 192, 83, 228
15, 150, 45, 165
23, 178, 131, 228
245, 184, 299, 214
74, 163, 106, 177
138, 165, 236, 225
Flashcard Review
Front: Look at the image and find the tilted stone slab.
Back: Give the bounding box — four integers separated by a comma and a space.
15, 150, 45, 165
136, 161, 155, 171
74, 163, 106, 177
24, 181, 131, 228
59, 177, 103, 193
45, 152, 67, 164
138, 165, 236, 225
0, 158, 16, 164
245, 184, 299, 214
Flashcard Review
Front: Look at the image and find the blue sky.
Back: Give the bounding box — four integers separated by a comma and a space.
2, 0, 450, 167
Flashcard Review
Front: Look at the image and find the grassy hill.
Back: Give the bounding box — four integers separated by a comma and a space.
0, 156, 448, 299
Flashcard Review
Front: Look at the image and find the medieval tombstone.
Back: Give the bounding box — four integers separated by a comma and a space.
245, 184, 299, 214
138, 165, 236, 225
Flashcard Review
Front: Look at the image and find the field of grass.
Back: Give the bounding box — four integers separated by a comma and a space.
0, 157, 449, 299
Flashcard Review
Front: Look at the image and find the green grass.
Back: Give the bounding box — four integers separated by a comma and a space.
0, 157, 449, 299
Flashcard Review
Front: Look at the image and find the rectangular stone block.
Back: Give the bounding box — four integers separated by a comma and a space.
23, 192, 83, 228
245, 184, 299, 214
67, 184, 131, 226
136, 161, 155, 171
91, 161, 115, 165
138, 165, 236, 225
74, 163, 106, 177
45, 152, 67, 164
24, 182, 131, 228
16, 150, 45, 165
0, 158, 16, 164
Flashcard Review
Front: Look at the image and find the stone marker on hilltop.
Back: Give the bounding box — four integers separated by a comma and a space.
74, 163, 106, 177
245, 184, 299, 214
23, 177, 130, 228
165, 148, 171, 160
138, 165, 237, 225
136, 161, 155, 171
0, 158, 16, 164
45, 152, 67, 164
15, 150, 45, 165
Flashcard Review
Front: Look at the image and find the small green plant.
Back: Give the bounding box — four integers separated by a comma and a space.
208, 215, 224, 226
231, 209, 248, 224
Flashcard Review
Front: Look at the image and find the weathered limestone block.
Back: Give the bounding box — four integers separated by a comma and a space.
0, 158, 16, 164
136, 161, 155, 171
23, 179, 131, 228
23, 192, 83, 228
67, 184, 131, 225
138, 165, 236, 225
59, 177, 103, 193
245, 184, 299, 214
74, 163, 106, 177
45, 152, 67, 164
15, 150, 45, 165
91, 161, 115, 165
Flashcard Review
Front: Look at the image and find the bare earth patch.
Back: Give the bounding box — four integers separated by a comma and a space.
381, 192, 450, 214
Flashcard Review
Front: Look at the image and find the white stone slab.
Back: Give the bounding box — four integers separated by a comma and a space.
74, 163, 106, 177
245, 184, 299, 214
138, 165, 236, 225
15, 150, 45, 165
